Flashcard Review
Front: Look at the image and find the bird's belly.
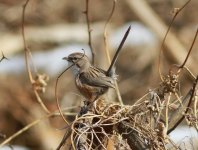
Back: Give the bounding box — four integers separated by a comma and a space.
75, 76, 107, 102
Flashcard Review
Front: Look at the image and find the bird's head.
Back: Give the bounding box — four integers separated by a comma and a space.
63, 52, 91, 71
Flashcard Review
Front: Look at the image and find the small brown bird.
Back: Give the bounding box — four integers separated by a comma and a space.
63, 53, 116, 103
63, 26, 131, 104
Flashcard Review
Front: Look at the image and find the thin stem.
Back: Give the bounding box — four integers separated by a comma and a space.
22, 0, 33, 83
55, 64, 75, 125
179, 28, 198, 68
22, 0, 50, 113
158, 0, 191, 81
165, 93, 172, 131
55, 53, 86, 125
103, 0, 116, 64
85, 0, 95, 65
0, 50, 8, 62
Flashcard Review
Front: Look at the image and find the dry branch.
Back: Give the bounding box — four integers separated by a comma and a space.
84, 0, 95, 65
0, 51, 8, 63
58, 98, 179, 150
22, 0, 50, 113
158, 0, 191, 81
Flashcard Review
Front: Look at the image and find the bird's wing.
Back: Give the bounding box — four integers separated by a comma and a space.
80, 67, 115, 88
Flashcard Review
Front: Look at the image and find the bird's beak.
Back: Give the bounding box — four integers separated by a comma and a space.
62, 57, 68, 61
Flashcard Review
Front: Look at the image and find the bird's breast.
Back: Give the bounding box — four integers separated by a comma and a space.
75, 74, 107, 102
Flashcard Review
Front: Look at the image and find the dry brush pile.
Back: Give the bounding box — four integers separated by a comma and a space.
57, 65, 198, 149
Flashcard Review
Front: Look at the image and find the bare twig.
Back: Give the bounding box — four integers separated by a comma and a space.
22, 0, 50, 113
179, 28, 198, 69
84, 0, 95, 65
103, 0, 116, 63
0, 51, 8, 63
22, 0, 34, 83
33, 91, 50, 113
158, 0, 191, 81
55, 51, 86, 125
165, 93, 172, 130
55, 64, 75, 125
194, 89, 198, 130
171, 64, 196, 80
163, 28, 198, 133
92, 129, 107, 150
166, 27, 198, 84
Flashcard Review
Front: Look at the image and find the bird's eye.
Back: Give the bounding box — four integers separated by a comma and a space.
73, 57, 78, 61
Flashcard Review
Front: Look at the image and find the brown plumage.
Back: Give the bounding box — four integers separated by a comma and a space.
63, 53, 115, 103
63, 26, 131, 103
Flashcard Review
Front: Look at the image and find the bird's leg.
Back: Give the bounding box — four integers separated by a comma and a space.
78, 100, 90, 116
79, 95, 100, 116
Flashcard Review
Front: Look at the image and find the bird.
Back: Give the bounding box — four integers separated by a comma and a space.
63, 52, 116, 104
63, 26, 131, 105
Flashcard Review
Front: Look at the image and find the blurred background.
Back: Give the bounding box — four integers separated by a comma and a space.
0, 0, 197, 149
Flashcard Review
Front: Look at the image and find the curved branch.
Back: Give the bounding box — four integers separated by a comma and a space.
22, 0, 50, 113
158, 0, 191, 81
